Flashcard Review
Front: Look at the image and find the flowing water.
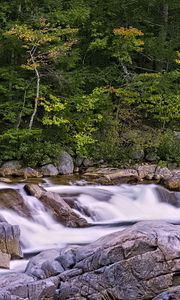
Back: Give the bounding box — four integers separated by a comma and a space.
0, 180, 180, 273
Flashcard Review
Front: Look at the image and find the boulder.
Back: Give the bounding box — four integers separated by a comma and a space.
24, 184, 45, 199
0, 252, 11, 269
0, 273, 58, 300
56, 151, 74, 175
0, 160, 23, 177
23, 167, 42, 178
0, 163, 42, 178
154, 166, 172, 180
155, 186, 180, 207
54, 221, 180, 300
25, 249, 63, 279
83, 158, 94, 167
163, 173, 180, 191
74, 156, 83, 167
1, 160, 23, 169
41, 164, 59, 176
153, 286, 180, 300
0, 222, 23, 268
136, 164, 157, 180
0, 188, 31, 217
24, 184, 88, 227
0, 221, 180, 299
83, 167, 139, 184
104, 168, 138, 182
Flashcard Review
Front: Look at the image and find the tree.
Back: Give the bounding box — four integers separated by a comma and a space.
6, 22, 78, 129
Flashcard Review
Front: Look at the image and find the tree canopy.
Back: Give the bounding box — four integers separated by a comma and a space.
0, 0, 179, 166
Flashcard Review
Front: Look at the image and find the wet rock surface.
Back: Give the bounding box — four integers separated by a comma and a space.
0, 188, 31, 217
155, 186, 180, 207
24, 184, 88, 227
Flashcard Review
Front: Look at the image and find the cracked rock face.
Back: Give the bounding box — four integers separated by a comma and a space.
0, 221, 180, 299
24, 221, 180, 300
54, 221, 180, 300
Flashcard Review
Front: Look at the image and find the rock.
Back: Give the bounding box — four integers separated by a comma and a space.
24, 184, 88, 227
172, 169, 180, 175
83, 158, 94, 167
153, 286, 180, 300
54, 221, 180, 300
26, 249, 64, 279
1, 160, 23, 169
0, 160, 23, 177
0, 221, 180, 299
136, 164, 157, 180
154, 167, 172, 180
24, 184, 45, 199
56, 151, 74, 175
163, 173, 180, 191
83, 167, 139, 184
0, 252, 11, 269
40, 191, 88, 228
75, 156, 83, 167
0, 163, 42, 178
0, 214, 7, 222
23, 167, 42, 178
0, 273, 58, 300
155, 186, 180, 207
0, 177, 13, 183
0, 222, 23, 268
104, 168, 138, 182
130, 149, 144, 160
0, 188, 31, 217
41, 164, 59, 176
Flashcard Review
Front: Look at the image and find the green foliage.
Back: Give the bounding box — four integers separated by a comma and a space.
91, 121, 130, 166
112, 27, 144, 64
118, 71, 180, 126
157, 131, 180, 165
0, 129, 61, 167
0, 0, 179, 167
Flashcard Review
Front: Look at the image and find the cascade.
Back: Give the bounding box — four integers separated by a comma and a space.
0, 181, 179, 273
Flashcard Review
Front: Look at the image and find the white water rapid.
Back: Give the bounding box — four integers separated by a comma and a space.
0, 181, 180, 273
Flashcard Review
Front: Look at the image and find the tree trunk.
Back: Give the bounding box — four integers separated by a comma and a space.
29, 49, 40, 130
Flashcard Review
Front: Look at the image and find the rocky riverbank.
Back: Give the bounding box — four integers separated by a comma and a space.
0, 154, 180, 190
0, 221, 180, 299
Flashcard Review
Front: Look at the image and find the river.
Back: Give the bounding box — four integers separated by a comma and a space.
0, 179, 180, 273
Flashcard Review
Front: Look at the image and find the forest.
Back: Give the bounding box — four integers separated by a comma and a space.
0, 0, 180, 167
